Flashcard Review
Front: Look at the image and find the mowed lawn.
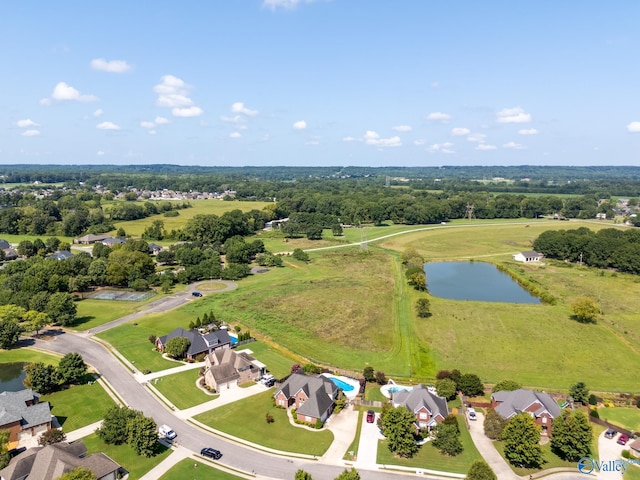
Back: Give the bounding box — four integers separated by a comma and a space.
243, 341, 297, 379
193, 390, 333, 456
159, 459, 244, 480
377, 416, 482, 474
598, 407, 640, 431
73, 296, 158, 331
152, 369, 216, 410
0, 348, 61, 364
41, 380, 116, 432
82, 433, 171, 480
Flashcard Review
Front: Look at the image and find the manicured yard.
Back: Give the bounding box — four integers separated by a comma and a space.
41, 380, 116, 432
242, 341, 297, 379
377, 416, 482, 474
598, 407, 640, 431
73, 296, 159, 331
82, 432, 171, 480
159, 459, 245, 480
364, 384, 386, 402
152, 369, 217, 410
493, 440, 577, 475
0, 348, 61, 365
193, 390, 333, 456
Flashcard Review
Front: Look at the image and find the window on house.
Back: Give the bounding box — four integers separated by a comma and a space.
419, 412, 427, 419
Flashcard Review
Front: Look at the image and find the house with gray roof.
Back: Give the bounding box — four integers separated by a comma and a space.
155, 327, 231, 361
391, 384, 448, 430
73, 234, 111, 245
0, 239, 10, 250
274, 373, 339, 425
203, 349, 265, 391
47, 251, 74, 261
0, 390, 51, 450
491, 389, 561, 435
0, 440, 120, 480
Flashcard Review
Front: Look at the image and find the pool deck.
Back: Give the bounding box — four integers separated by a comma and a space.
322, 373, 360, 399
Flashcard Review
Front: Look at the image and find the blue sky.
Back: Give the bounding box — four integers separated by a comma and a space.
2, 0, 639, 166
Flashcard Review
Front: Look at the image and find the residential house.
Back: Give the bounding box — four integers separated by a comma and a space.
73, 234, 111, 245
148, 243, 162, 255
101, 237, 126, 247
0, 441, 120, 480
203, 349, 265, 391
630, 438, 640, 458
47, 251, 74, 261
0, 239, 10, 250
0, 239, 18, 261
391, 384, 448, 430
155, 328, 231, 361
0, 390, 52, 450
512, 251, 544, 263
491, 389, 561, 435
273, 373, 338, 425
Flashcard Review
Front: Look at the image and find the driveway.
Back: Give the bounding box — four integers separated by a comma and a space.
597, 430, 626, 479
355, 411, 382, 469
467, 412, 520, 480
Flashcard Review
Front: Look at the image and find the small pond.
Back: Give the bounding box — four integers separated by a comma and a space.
423, 262, 541, 304
0, 362, 27, 392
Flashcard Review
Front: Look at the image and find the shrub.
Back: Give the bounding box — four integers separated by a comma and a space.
589, 409, 599, 419
148, 334, 157, 345
375, 371, 387, 385
265, 412, 274, 424
588, 394, 598, 406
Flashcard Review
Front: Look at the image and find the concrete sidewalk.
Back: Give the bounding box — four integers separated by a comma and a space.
138, 445, 191, 480
137, 361, 203, 382
66, 421, 103, 442
467, 412, 519, 480
176, 382, 268, 418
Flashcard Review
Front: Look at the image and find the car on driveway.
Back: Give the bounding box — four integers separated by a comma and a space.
605, 429, 617, 439
617, 434, 629, 445
200, 447, 222, 460
366, 410, 375, 423
467, 407, 477, 421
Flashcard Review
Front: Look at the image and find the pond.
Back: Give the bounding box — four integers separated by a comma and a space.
0, 362, 27, 392
423, 262, 541, 304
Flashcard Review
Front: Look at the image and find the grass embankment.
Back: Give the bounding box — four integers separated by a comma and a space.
193, 390, 333, 456
72, 296, 158, 331
152, 369, 216, 410
41, 381, 116, 431
159, 459, 245, 480
0, 348, 61, 364
241, 341, 296, 379
493, 440, 576, 476
82, 433, 171, 480
377, 416, 482, 474
598, 407, 640, 431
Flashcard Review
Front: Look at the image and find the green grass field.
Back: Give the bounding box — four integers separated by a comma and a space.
493, 440, 577, 475
82, 433, 171, 480
377, 416, 482, 474
598, 407, 640, 431
193, 390, 333, 455
73, 296, 159, 331
242, 341, 297, 378
151, 369, 217, 410
41, 381, 116, 431
159, 459, 245, 480
364, 384, 386, 402
0, 348, 62, 364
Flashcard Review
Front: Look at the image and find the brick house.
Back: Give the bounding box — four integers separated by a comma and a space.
491, 389, 561, 435
391, 384, 449, 430
156, 327, 231, 361
273, 373, 338, 425
203, 349, 265, 391
0, 390, 52, 450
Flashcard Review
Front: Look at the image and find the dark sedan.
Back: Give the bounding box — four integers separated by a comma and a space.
200, 447, 222, 460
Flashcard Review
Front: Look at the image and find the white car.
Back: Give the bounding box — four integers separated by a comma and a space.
467, 408, 477, 421
159, 424, 177, 440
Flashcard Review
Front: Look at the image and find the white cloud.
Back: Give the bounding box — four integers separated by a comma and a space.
22, 129, 40, 137
413, 139, 426, 145
93, 109, 104, 117
342, 136, 361, 142
231, 102, 258, 117
627, 121, 640, 133
172, 106, 203, 117
263, 0, 320, 10
364, 130, 401, 147
39, 98, 52, 106
154, 75, 188, 95
96, 121, 120, 130
451, 127, 470, 136
17, 119, 39, 128
157, 94, 193, 108
230, 132, 242, 139
51, 82, 98, 102
154, 116, 170, 125
427, 142, 455, 154
467, 133, 487, 143
503, 141, 526, 149
221, 115, 244, 124
292, 120, 307, 130
392, 125, 412, 132
427, 112, 452, 122
476, 143, 497, 150
496, 107, 531, 123
97, 150, 105, 156
90, 58, 132, 73
518, 128, 538, 135
140, 121, 155, 129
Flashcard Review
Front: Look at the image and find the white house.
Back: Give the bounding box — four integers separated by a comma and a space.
513, 251, 544, 263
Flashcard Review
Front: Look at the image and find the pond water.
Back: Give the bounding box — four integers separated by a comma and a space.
0, 362, 27, 392
423, 262, 541, 304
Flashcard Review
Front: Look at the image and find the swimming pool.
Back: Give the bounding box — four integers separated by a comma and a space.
327, 376, 355, 392
380, 380, 414, 398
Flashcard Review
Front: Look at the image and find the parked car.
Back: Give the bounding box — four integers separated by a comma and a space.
200, 447, 222, 460
617, 434, 630, 445
158, 424, 177, 440
192, 291, 203, 297
468, 408, 477, 421
366, 410, 375, 423
605, 429, 617, 439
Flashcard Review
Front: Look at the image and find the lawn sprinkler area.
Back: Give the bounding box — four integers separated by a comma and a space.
321, 373, 360, 399
380, 379, 414, 398
88, 290, 155, 301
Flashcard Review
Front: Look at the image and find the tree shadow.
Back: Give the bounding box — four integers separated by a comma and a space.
70, 316, 95, 328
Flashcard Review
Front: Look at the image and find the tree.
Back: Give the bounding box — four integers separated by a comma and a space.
571, 297, 600, 323
97, 406, 137, 445
569, 381, 589, 405
378, 406, 419, 458
375, 371, 387, 385
0, 318, 23, 349
23, 362, 59, 394
164, 337, 190, 359
502, 413, 544, 468
127, 414, 158, 457
550, 410, 592, 461
295, 470, 312, 480
415, 298, 431, 318
58, 468, 97, 480
363, 366, 375, 383
483, 409, 508, 440
57, 352, 88, 385
407, 271, 427, 291
492, 380, 521, 393
292, 248, 309, 262
334, 469, 360, 480
38, 428, 66, 445
466, 461, 497, 480
458, 373, 484, 396
0, 430, 9, 470
435, 378, 457, 400
46, 292, 77, 326
432, 422, 463, 456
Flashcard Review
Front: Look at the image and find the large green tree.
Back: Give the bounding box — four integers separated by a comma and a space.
334, 468, 360, 480
23, 362, 59, 394
571, 297, 600, 323
164, 337, 190, 359
466, 461, 497, 480
550, 410, 592, 462
492, 380, 521, 393
502, 413, 544, 468
458, 373, 484, 396
378, 406, 418, 458
58, 468, 97, 480
435, 378, 457, 400
569, 382, 589, 405
57, 352, 88, 385
127, 414, 158, 457
294, 470, 313, 480
432, 422, 463, 456
0, 318, 23, 349
483, 409, 508, 440
46, 292, 77, 326
97, 406, 137, 445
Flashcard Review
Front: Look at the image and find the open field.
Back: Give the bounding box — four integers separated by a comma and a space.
83, 433, 171, 480
152, 369, 216, 410
0, 233, 74, 245
41, 380, 116, 431
598, 407, 640, 431
193, 390, 333, 455
0, 348, 62, 364
73, 295, 160, 331
159, 459, 244, 480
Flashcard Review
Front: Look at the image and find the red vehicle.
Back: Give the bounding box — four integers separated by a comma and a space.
617, 434, 629, 445
366, 410, 375, 423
